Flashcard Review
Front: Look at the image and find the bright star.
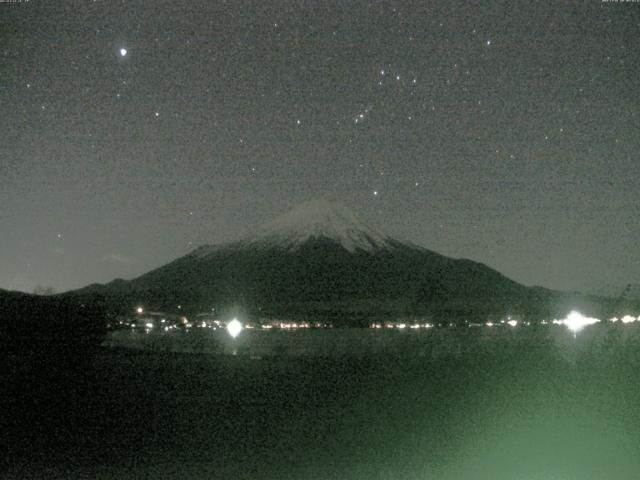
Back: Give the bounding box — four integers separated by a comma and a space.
120, 48, 127, 57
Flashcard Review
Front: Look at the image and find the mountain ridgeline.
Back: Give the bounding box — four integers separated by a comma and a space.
71, 200, 615, 323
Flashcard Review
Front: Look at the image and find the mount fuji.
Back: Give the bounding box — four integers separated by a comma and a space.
71, 200, 611, 323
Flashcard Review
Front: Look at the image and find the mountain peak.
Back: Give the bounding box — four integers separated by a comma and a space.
239, 200, 395, 253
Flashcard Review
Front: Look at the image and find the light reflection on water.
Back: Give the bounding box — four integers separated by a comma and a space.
104, 320, 640, 360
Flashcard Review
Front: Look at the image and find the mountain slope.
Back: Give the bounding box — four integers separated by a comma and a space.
69, 200, 613, 322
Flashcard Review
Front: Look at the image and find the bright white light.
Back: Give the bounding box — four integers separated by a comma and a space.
145, 322, 154, 329
610, 317, 619, 323
227, 318, 242, 338
621, 315, 636, 324
507, 320, 518, 327
563, 311, 600, 333
120, 48, 127, 57
485, 321, 494, 327
136, 306, 144, 314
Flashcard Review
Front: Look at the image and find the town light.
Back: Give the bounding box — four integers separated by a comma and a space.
563, 311, 600, 333
227, 318, 242, 338
136, 306, 144, 314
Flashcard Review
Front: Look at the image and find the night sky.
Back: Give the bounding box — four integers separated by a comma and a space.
1, 0, 638, 296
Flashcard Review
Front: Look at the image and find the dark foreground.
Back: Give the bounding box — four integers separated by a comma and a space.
4, 327, 640, 479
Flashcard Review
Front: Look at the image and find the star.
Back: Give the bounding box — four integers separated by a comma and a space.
120, 48, 127, 57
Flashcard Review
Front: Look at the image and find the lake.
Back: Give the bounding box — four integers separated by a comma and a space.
5, 323, 640, 479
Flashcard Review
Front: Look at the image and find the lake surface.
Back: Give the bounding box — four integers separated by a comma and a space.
5, 324, 640, 479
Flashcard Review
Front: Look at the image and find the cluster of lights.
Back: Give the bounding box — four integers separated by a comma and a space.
128, 306, 640, 338
611, 315, 639, 324
367, 312, 639, 333
278, 321, 310, 329
194, 321, 327, 330
370, 322, 433, 329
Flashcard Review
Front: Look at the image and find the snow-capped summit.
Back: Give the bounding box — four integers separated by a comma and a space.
69, 199, 579, 324
239, 200, 395, 253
